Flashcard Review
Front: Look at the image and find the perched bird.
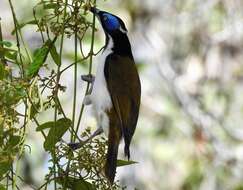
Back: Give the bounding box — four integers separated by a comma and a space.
83, 7, 141, 184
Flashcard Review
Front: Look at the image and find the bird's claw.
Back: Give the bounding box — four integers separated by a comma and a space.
83, 95, 92, 105
81, 74, 95, 83
68, 142, 83, 150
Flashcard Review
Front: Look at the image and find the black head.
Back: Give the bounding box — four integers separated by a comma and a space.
90, 7, 128, 36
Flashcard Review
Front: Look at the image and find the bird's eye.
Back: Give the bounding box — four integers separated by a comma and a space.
103, 16, 108, 21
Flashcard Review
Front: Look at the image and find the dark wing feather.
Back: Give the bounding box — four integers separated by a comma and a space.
104, 53, 141, 159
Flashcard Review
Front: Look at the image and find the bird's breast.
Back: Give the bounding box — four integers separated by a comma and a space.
90, 48, 113, 136
91, 49, 112, 111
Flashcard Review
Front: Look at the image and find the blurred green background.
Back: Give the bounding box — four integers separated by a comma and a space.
2, 0, 243, 189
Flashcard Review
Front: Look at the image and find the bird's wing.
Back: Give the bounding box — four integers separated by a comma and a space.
104, 54, 141, 158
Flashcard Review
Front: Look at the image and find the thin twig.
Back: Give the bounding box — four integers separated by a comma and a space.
74, 0, 97, 141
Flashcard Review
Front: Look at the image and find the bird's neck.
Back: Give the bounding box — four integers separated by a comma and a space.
104, 33, 133, 59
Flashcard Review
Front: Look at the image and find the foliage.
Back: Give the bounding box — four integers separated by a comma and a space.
0, 0, 135, 189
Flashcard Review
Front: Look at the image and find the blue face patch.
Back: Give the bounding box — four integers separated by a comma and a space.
102, 13, 120, 31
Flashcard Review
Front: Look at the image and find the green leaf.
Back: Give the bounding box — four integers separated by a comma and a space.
26, 38, 57, 78
0, 118, 3, 145
0, 183, 6, 190
11, 20, 38, 35
26, 43, 50, 77
0, 159, 12, 177
43, 3, 58, 9
0, 48, 17, 63
116, 159, 138, 167
0, 62, 5, 80
72, 178, 94, 190
5, 51, 17, 61
7, 135, 21, 148
0, 41, 12, 47
50, 43, 61, 66
43, 118, 71, 151
36, 121, 55, 131
57, 177, 94, 190
30, 104, 38, 119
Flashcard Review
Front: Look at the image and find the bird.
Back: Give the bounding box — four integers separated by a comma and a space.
82, 7, 141, 184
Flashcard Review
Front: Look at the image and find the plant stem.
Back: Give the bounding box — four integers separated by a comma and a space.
8, 0, 24, 76
52, 0, 68, 188
8, 1, 32, 189
0, 18, 7, 66
71, 3, 79, 142
74, 0, 96, 142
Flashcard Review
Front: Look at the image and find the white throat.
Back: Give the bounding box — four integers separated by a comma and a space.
104, 35, 114, 52
90, 35, 114, 137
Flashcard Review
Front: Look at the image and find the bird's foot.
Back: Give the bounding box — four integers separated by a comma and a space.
81, 74, 95, 94
92, 127, 104, 137
81, 74, 95, 83
68, 128, 104, 150
68, 142, 84, 150
83, 95, 92, 105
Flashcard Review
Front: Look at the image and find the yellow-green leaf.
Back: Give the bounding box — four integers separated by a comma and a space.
26, 37, 57, 78
43, 3, 58, 9
0, 184, 6, 190
11, 20, 38, 35
43, 118, 71, 151
50, 43, 61, 66
36, 121, 55, 131
0, 159, 12, 177
7, 135, 21, 148
57, 177, 94, 190
0, 62, 5, 80
116, 159, 138, 167
0, 41, 12, 47
26, 42, 50, 77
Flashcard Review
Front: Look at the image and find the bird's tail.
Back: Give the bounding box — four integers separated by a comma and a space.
104, 124, 121, 184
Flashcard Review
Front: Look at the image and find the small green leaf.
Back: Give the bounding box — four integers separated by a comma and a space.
0, 159, 12, 177
5, 51, 17, 61
30, 103, 40, 119
43, 3, 58, 9
43, 118, 71, 151
116, 159, 138, 167
0, 62, 5, 80
50, 44, 61, 66
26, 38, 57, 78
26, 43, 50, 77
0, 41, 12, 47
0, 183, 6, 190
8, 135, 21, 148
0, 48, 17, 62
36, 121, 55, 131
11, 20, 38, 35
57, 177, 94, 190
72, 178, 94, 190
0, 119, 3, 145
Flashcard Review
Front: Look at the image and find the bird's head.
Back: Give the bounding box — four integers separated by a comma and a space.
90, 7, 128, 35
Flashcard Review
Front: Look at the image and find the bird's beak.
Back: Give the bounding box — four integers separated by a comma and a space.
90, 7, 100, 15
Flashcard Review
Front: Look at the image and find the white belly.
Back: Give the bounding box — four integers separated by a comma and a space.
90, 47, 113, 136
